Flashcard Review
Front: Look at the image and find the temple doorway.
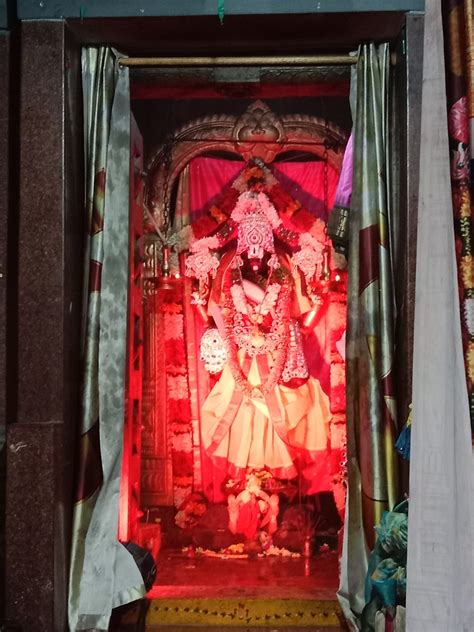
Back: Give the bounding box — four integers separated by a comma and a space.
120, 73, 351, 617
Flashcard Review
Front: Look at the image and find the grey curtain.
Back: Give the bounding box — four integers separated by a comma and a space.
68, 47, 144, 631
338, 43, 398, 629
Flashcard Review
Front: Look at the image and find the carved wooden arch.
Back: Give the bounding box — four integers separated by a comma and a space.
145, 100, 349, 223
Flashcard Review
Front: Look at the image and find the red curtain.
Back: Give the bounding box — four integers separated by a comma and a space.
188, 156, 339, 222
189, 157, 243, 220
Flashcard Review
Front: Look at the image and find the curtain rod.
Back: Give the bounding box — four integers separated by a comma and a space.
119, 55, 357, 67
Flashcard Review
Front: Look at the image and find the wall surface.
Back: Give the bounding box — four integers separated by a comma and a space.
64, 12, 413, 57
16, 0, 424, 18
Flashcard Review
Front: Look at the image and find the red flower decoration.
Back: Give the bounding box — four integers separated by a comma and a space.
330, 383, 346, 414
268, 184, 294, 212
165, 340, 186, 366
162, 301, 182, 314
219, 187, 240, 215
172, 451, 194, 476
292, 209, 316, 232
168, 398, 191, 423
193, 215, 219, 239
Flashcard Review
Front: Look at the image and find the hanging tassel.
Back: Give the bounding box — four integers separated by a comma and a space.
218, 0, 225, 25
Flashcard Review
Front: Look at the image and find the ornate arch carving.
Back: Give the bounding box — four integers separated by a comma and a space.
145, 100, 349, 224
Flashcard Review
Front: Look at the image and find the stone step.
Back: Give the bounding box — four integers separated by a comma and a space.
110, 598, 347, 631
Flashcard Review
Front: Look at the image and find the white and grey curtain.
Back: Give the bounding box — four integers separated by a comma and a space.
407, 1, 474, 629
68, 47, 144, 631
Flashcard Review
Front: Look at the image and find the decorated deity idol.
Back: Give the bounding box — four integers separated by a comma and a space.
185, 165, 332, 481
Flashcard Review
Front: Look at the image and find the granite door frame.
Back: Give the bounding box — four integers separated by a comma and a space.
4, 20, 84, 631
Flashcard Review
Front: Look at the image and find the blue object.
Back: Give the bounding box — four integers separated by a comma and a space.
364, 501, 408, 618
374, 506, 408, 562
371, 558, 407, 607
396, 424, 411, 460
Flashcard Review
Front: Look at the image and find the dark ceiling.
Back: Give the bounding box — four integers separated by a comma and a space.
66, 12, 407, 56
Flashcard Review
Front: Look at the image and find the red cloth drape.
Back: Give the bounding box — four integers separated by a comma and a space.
189, 157, 244, 221
272, 161, 339, 219
188, 156, 339, 221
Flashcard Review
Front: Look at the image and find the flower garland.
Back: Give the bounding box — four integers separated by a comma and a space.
291, 233, 325, 284
163, 289, 194, 508
230, 282, 281, 320
221, 265, 292, 396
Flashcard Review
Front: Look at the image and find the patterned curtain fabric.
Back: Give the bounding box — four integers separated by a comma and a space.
443, 0, 474, 435
338, 43, 398, 628
68, 47, 144, 631
407, 1, 474, 628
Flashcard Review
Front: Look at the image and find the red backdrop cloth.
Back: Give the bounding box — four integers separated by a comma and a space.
131, 82, 350, 101
272, 162, 339, 220
188, 157, 339, 221
189, 157, 244, 221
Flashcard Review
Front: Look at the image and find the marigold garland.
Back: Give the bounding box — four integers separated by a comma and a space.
163, 291, 194, 507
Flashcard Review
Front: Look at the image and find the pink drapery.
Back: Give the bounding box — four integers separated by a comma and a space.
272, 162, 339, 219
187, 157, 342, 500
189, 158, 243, 220
188, 157, 339, 222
